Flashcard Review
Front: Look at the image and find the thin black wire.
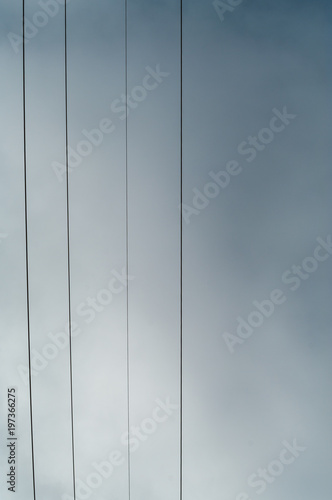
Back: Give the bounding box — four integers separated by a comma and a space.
180, 0, 183, 499
64, 2, 77, 499
124, 1, 132, 500
22, 2, 37, 498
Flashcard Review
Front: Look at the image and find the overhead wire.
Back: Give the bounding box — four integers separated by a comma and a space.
64, 1, 77, 498
124, 0, 132, 499
180, 1, 183, 499
22, 0, 37, 498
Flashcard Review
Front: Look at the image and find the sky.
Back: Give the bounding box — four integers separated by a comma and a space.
0, 0, 331, 499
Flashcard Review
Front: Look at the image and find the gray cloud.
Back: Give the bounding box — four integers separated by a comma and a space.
0, 0, 331, 499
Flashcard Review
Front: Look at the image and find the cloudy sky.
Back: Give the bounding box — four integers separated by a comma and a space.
0, 0, 331, 499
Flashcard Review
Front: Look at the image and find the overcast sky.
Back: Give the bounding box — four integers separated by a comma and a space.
0, 0, 331, 499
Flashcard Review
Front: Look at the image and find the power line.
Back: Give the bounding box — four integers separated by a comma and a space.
64, 1, 77, 499
124, 1, 132, 499
22, 1, 37, 498
180, 1, 183, 499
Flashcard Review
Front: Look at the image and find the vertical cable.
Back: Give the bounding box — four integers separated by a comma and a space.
64, 1, 77, 499
22, 1, 36, 498
124, 1, 131, 499
180, 0, 183, 499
